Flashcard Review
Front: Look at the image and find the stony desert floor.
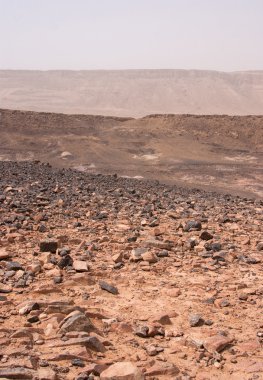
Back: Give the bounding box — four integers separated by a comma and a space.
0, 161, 262, 380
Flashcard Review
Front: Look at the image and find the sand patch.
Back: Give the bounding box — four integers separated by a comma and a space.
181, 174, 216, 184
74, 163, 96, 172
121, 175, 144, 179
60, 151, 73, 159
133, 153, 160, 161
225, 155, 257, 162
15, 152, 34, 161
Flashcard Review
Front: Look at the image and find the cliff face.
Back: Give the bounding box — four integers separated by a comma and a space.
1, 69, 263, 117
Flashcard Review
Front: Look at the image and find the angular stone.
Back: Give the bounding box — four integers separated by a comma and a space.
146, 344, 158, 356
200, 231, 213, 240
0, 248, 10, 260
99, 281, 119, 295
79, 363, 109, 376
189, 314, 203, 327
50, 336, 105, 352
147, 324, 165, 337
57, 255, 73, 269
184, 220, 202, 232
156, 249, 169, 257
86, 335, 106, 352
134, 325, 149, 338
0, 284, 12, 293
44, 303, 77, 315
130, 248, 147, 262
19, 302, 40, 315
6, 261, 23, 271
143, 239, 173, 250
145, 362, 179, 377
27, 261, 42, 274
112, 252, 123, 263
37, 367, 57, 380
39, 252, 51, 264
59, 311, 94, 333
11, 328, 34, 340
39, 240, 58, 253
100, 362, 144, 380
73, 260, 89, 272
141, 251, 158, 264
204, 335, 234, 353
238, 292, 248, 301
152, 313, 172, 325
0, 367, 35, 379
72, 358, 85, 367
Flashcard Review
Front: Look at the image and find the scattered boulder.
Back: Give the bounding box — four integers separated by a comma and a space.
57, 255, 73, 269
200, 231, 213, 240
145, 362, 179, 377
6, 261, 23, 271
184, 220, 202, 232
59, 310, 94, 333
189, 314, 204, 327
141, 251, 158, 264
99, 280, 119, 295
40, 240, 58, 253
204, 334, 234, 353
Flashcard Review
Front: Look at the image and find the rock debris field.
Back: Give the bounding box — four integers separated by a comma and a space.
0, 161, 262, 380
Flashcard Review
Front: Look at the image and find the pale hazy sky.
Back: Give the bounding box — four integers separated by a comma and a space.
0, 0, 263, 71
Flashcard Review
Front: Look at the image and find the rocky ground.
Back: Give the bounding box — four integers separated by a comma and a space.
0, 161, 262, 380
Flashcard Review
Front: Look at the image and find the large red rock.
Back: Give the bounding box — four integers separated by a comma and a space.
145, 362, 180, 377
204, 335, 234, 353
100, 362, 144, 380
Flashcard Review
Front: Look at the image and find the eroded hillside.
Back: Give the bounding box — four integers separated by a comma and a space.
0, 109, 262, 198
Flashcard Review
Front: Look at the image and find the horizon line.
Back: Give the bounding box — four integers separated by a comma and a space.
1, 68, 263, 74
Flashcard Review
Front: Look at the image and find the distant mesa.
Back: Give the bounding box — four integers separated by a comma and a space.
1, 69, 263, 116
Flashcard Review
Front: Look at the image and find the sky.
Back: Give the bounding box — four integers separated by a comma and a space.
0, 0, 263, 71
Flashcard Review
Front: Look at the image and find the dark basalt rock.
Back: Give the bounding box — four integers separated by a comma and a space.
99, 280, 119, 295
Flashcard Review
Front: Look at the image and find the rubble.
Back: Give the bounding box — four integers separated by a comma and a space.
0, 161, 262, 379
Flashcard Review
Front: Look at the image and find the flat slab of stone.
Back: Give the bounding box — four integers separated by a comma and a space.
204, 335, 234, 353
59, 310, 94, 333
145, 362, 179, 377
49, 336, 105, 352
0, 367, 35, 379
73, 260, 89, 272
